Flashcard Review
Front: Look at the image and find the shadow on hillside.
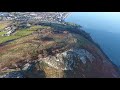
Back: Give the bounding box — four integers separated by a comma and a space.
1, 69, 46, 78
23, 70, 46, 78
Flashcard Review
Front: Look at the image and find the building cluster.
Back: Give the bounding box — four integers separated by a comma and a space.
2, 25, 17, 36
0, 12, 69, 23
0, 12, 69, 37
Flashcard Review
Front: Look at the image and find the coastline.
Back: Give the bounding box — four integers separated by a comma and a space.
63, 12, 71, 21
64, 12, 120, 73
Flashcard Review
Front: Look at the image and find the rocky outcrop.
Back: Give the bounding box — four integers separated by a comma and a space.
40, 48, 95, 70
1, 48, 120, 78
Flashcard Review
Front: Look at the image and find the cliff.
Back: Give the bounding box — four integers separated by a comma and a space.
0, 22, 120, 78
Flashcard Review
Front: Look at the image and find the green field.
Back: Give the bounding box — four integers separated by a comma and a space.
0, 25, 43, 44
0, 30, 34, 44
0, 31, 7, 36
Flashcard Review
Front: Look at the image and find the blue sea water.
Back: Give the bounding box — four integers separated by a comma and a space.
65, 12, 120, 67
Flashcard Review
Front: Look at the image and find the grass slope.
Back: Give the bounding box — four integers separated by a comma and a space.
0, 25, 42, 44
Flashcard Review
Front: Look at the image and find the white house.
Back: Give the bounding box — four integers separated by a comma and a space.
5, 27, 11, 31
6, 31, 12, 36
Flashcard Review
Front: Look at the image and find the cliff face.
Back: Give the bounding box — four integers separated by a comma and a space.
0, 22, 119, 78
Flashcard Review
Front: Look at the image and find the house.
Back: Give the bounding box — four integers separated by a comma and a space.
27, 23, 31, 27
7, 31, 12, 35
2, 34, 8, 36
5, 26, 12, 31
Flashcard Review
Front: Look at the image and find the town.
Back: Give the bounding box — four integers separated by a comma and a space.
0, 12, 69, 23
0, 12, 69, 37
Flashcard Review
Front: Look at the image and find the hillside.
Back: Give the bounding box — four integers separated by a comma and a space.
0, 22, 120, 78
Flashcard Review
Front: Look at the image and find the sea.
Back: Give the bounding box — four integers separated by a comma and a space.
65, 12, 120, 67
